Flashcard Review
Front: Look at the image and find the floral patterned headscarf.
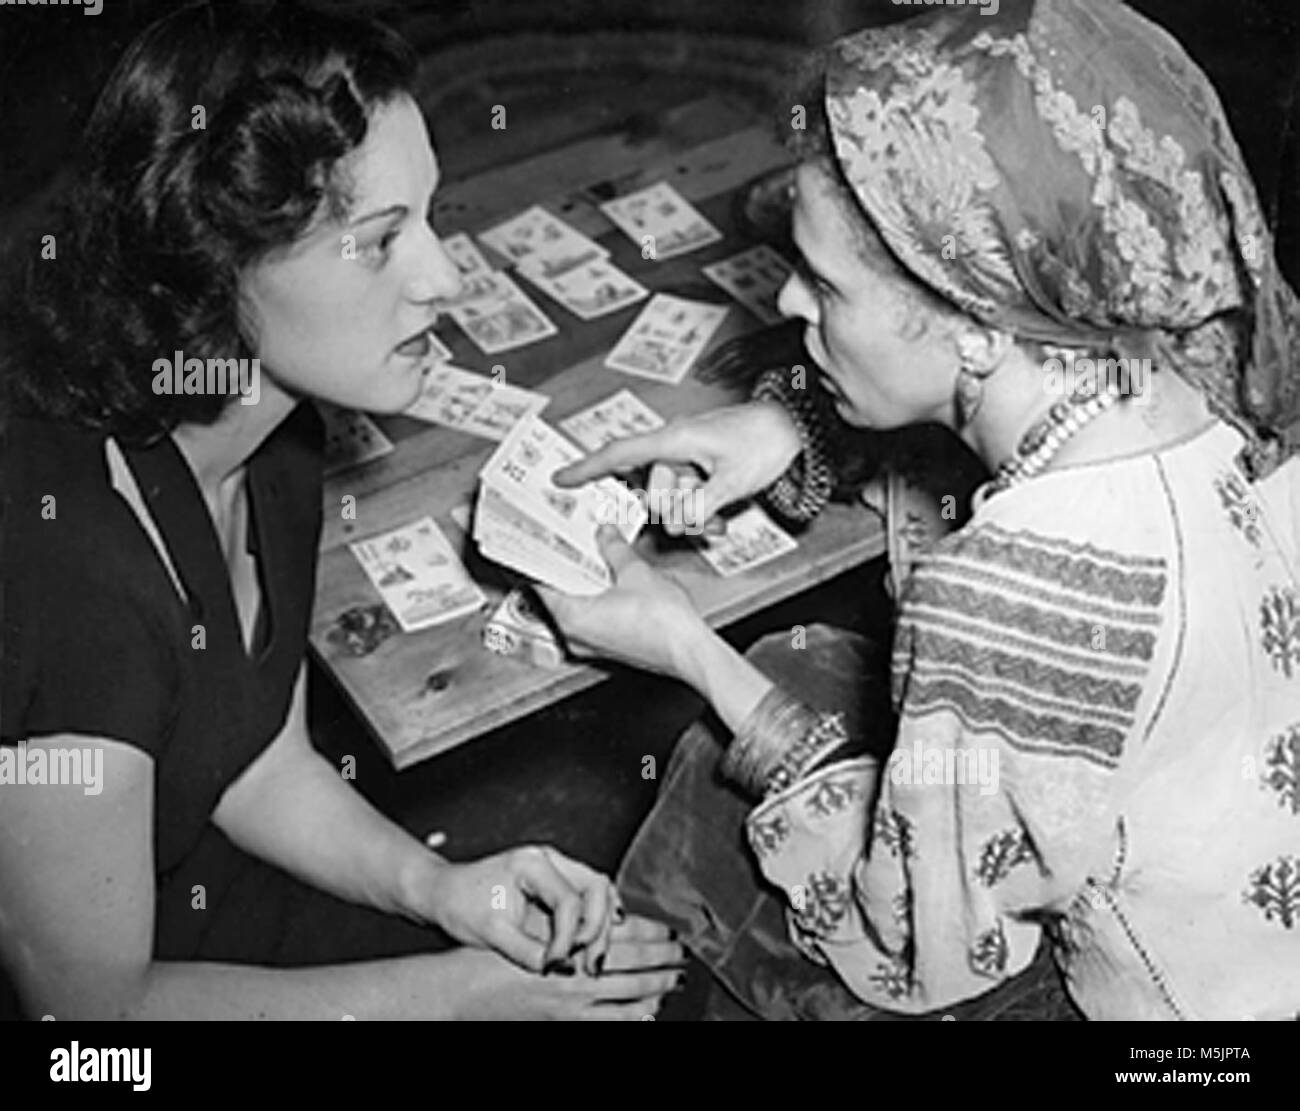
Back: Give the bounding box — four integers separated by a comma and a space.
824, 0, 1300, 478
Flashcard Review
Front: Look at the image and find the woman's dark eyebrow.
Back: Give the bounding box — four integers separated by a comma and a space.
349, 203, 407, 229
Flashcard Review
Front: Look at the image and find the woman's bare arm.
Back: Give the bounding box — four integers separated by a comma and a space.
0, 734, 462, 1020
0, 733, 680, 1020
210, 666, 442, 923
209, 666, 622, 972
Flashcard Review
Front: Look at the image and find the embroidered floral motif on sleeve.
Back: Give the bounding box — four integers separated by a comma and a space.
974, 826, 1037, 887
968, 923, 1010, 978
1260, 587, 1300, 678
793, 870, 854, 936
1262, 725, 1300, 815
867, 955, 915, 1001
872, 806, 916, 861
1243, 855, 1300, 930
747, 810, 791, 861
1214, 469, 1263, 547
802, 772, 864, 820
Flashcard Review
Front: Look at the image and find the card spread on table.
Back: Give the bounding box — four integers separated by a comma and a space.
445, 271, 559, 355
432, 232, 500, 313
320, 405, 395, 475
441, 231, 494, 278
559, 389, 665, 453
403, 363, 548, 441
434, 273, 501, 315
474, 414, 647, 595
599, 181, 722, 260
604, 293, 729, 384
349, 517, 487, 632
459, 381, 552, 441
517, 255, 649, 320
694, 502, 798, 577
701, 244, 792, 326
404, 363, 492, 427
477, 205, 608, 277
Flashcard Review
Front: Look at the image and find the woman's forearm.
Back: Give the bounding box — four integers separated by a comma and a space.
676, 625, 855, 799
118, 950, 473, 1020
213, 744, 444, 925
675, 627, 775, 735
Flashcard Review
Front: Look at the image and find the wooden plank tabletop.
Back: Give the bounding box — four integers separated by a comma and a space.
310, 95, 886, 769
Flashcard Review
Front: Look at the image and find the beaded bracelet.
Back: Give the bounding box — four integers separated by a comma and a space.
721, 685, 853, 800
762, 713, 850, 797
752, 368, 836, 524
720, 686, 818, 797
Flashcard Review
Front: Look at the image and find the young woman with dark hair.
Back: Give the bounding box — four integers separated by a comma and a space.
0, 0, 682, 1020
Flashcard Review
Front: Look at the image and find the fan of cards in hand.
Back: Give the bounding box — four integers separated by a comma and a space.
473, 414, 648, 596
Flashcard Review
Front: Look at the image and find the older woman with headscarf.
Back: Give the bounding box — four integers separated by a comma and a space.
542, 0, 1300, 1021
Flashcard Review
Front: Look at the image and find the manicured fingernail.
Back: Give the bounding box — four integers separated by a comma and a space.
594, 953, 606, 975
544, 958, 575, 976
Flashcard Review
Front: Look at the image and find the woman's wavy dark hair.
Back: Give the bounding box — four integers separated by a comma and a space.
1, 0, 416, 441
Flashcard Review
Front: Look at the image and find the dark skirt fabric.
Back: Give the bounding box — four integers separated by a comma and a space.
617, 623, 1082, 1021
156, 822, 453, 969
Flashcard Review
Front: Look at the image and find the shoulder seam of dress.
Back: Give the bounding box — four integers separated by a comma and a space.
1139, 455, 1187, 746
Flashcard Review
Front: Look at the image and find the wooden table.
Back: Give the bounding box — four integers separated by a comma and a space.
310, 94, 886, 769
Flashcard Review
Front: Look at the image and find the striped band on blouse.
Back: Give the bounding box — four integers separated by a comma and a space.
891, 524, 1169, 771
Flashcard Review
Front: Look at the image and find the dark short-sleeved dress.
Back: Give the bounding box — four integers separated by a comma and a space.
1, 405, 441, 978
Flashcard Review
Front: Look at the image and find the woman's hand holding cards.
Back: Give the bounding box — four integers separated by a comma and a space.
535, 526, 712, 682
538, 528, 779, 747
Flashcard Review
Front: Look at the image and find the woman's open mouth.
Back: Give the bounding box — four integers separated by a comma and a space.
394, 327, 436, 360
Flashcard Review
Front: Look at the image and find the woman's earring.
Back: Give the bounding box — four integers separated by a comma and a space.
954, 335, 994, 427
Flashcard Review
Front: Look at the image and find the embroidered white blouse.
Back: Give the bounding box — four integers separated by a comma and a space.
745, 420, 1300, 1020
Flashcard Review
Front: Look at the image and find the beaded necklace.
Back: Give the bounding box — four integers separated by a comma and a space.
971, 377, 1123, 511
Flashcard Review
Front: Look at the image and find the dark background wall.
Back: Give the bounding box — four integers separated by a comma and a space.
1, 0, 1297, 271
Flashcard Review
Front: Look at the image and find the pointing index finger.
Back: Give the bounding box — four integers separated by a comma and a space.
551, 427, 686, 488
